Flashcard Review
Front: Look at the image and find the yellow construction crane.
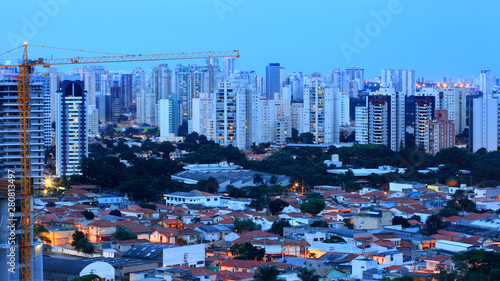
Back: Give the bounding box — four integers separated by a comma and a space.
0, 43, 239, 281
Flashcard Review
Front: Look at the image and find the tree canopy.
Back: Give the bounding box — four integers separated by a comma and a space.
300, 192, 326, 216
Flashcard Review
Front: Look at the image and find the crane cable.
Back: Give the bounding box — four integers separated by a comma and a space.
29, 44, 131, 56
0, 45, 25, 58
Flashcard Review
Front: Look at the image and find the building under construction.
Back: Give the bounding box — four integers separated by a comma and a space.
0, 70, 44, 280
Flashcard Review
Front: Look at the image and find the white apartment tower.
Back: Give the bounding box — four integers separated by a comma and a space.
191, 93, 215, 139
472, 96, 500, 152
480, 70, 493, 96
302, 77, 340, 144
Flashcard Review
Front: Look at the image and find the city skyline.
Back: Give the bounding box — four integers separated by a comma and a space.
0, 0, 498, 80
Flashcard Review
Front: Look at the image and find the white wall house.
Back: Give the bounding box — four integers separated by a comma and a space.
164, 190, 221, 207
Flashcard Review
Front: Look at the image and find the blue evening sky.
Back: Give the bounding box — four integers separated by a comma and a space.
0, 0, 497, 81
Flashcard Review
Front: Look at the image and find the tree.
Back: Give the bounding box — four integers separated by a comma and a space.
196, 177, 219, 194
46, 202, 56, 207
300, 192, 326, 216
425, 214, 443, 235
109, 209, 121, 217
409, 215, 421, 222
254, 174, 264, 185
392, 216, 411, 228
452, 250, 500, 280
254, 265, 279, 281
310, 220, 328, 228
269, 219, 291, 236
176, 237, 187, 246
81, 210, 95, 220
299, 132, 314, 144
140, 203, 157, 210
343, 218, 353, 230
113, 229, 137, 241
297, 267, 319, 281
439, 207, 459, 218
268, 199, 289, 215
71, 274, 101, 281
34, 224, 51, 244
230, 242, 265, 260
71, 230, 85, 246
233, 218, 261, 233
324, 235, 345, 243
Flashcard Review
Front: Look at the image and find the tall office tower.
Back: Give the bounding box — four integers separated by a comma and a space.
0, 73, 45, 190
223, 57, 235, 79
420, 84, 467, 135
132, 67, 147, 104
256, 98, 292, 144
158, 95, 179, 138
291, 102, 304, 133
151, 64, 172, 101
75, 66, 97, 106
425, 110, 455, 155
302, 77, 340, 144
480, 70, 493, 96
280, 67, 286, 87
414, 96, 435, 148
32, 74, 52, 147
355, 106, 368, 144
191, 93, 215, 139
289, 72, 304, 100
366, 88, 405, 151
328, 68, 348, 93
381, 69, 416, 96
56, 80, 88, 177
266, 63, 281, 99
471, 96, 500, 152
96, 94, 114, 123
110, 86, 121, 122
137, 89, 156, 125
121, 74, 133, 109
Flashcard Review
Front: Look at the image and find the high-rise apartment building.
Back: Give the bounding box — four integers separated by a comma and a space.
158, 95, 179, 138
137, 89, 156, 125
302, 77, 341, 144
414, 96, 435, 148
365, 88, 405, 151
0, 73, 45, 190
56, 80, 88, 177
480, 70, 493, 96
381, 69, 416, 96
32, 74, 53, 147
191, 93, 215, 139
425, 110, 455, 155
471, 96, 500, 152
151, 64, 171, 101
420, 84, 466, 135
355, 106, 368, 144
